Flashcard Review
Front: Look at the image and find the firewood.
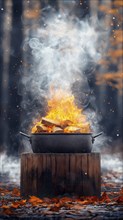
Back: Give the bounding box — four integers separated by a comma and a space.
64, 126, 81, 133
60, 120, 72, 128
36, 125, 48, 133
80, 123, 90, 133
52, 126, 63, 133
42, 117, 61, 128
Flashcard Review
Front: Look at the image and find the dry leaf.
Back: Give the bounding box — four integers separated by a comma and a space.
28, 196, 43, 206
12, 188, 20, 197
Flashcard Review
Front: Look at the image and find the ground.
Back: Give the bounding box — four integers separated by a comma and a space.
0, 169, 123, 220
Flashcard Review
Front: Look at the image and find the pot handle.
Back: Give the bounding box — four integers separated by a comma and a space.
92, 132, 103, 144
20, 131, 31, 139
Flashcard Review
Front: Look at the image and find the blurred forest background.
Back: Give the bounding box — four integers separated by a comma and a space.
0, 0, 122, 155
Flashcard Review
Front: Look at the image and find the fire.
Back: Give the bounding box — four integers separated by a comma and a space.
31, 89, 91, 133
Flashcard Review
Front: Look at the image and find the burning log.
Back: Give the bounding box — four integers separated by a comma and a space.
64, 126, 81, 133
42, 117, 62, 128
31, 90, 91, 134
33, 119, 91, 134
52, 126, 63, 133
36, 125, 48, 133
60, 120, 73, 128
64, 122, 90, 133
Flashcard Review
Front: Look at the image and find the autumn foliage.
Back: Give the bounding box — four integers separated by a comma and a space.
0, 185, 123, 217
96, 0, 123, 94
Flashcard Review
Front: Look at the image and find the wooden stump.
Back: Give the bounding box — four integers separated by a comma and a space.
21, 153, 101, 197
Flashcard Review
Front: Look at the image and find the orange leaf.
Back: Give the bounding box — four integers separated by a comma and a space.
10, 200, 26, 209
11, 203, 19, 209
28, 196, 43, 205
79, 199, 90, 205
2, 208, 13, 215
1, 192, 5, 196
50, 205, 61, 212
120, 187, 123, 195
108, 49, 123, 58
100, 192, 111, 203
1, 205, 14, 215
116, 195, 123, 204
1, 205, 10, 209
108, 9, 118, 14
59, 197, 73, 203
18, 199, 27, 205
51, 198, 59, 203
12, 188, 20, 197
114, 1, 123, 7
0, 188, 9, 195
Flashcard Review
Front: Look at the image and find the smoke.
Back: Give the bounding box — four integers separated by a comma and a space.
20, 9, 108, 139
23, 15, 102, 97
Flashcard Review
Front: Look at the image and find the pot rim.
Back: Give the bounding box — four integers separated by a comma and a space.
31, 133, 93, 135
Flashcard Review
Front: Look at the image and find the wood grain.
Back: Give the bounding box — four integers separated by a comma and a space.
21, 153, 101, 197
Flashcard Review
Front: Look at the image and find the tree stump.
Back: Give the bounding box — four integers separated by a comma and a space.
21, 153, 101, 197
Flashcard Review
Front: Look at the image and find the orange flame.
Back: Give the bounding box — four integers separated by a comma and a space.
31, 89, 91, 133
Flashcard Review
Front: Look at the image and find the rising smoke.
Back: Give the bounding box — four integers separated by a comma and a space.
24, 16, 102, 97
21, 8, 108, 144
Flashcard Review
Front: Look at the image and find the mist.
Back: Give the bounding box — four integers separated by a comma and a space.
0, 152, 20, 185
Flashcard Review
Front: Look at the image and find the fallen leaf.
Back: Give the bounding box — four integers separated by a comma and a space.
1, 205, 10, 209
11, 203, 19, 209
2, 208, 13, 215
28, 196, 43, 206
11, 188, 20, 197
100, 192, 111, 203
49, 204, 61, 212
1, 205, 14, 215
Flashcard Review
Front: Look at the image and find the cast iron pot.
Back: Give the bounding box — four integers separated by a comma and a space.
20, 131, 102, 153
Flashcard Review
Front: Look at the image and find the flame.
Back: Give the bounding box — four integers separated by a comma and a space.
46, 90, 86, 125
31, 89, 91, 133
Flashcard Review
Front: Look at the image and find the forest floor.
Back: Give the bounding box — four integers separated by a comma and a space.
0, 169, 123, 220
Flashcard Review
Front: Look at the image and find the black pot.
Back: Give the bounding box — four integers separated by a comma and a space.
20, 132, 102, 153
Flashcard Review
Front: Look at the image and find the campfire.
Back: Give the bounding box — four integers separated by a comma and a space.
20, 89, 102, 154
31, 89, 91, 134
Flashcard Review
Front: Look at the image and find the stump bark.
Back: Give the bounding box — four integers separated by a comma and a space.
21, 153, 101, 197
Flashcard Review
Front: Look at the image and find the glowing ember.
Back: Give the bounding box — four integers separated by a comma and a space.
31, 90, 91, 133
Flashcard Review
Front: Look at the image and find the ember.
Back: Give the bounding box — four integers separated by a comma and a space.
32, 89, 91, 134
